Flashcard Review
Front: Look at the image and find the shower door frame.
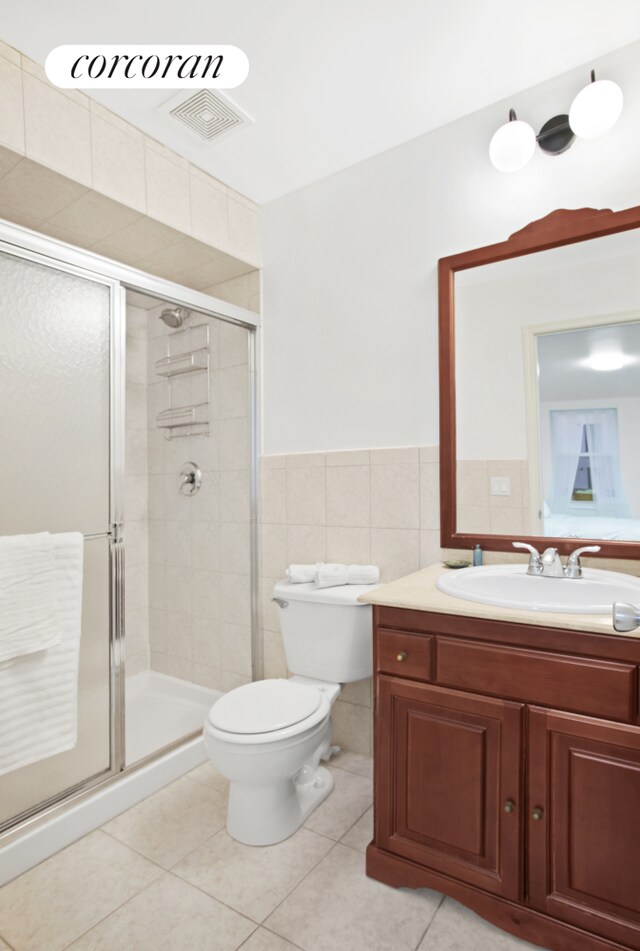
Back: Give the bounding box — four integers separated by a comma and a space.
0, 217, 260, 842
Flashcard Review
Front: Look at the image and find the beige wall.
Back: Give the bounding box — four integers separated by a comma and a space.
0, 39, 260, 293
457, 459, 530, 536
145, 307, 253, 693
260, 446, 440, 755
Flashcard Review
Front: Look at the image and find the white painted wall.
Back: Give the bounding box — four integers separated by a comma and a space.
261, 39, 640, 455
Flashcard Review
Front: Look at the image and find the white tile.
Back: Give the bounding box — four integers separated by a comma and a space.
341, 805, 373, 853
220, 417, 250, 470
188, 760, 228, 793
103, 776, 227, 868
145, 143, 190, 232
219, 321, 250, 368
220, 468, 250, 522
189, 169, 228, 248
420, 530, 442, 569
90, 112, 146, 211
326, 449, 370, 466
239, 929, 302, 951
286, 525, 326, 565
0, 39, 20, 65
326, 527, 371, 565
286, 467, 326, 526
0, 158, 87, 221
261, 523, 287, 578
417, 898, 545, 950
173, 827, 332, 923
219, 572, 251, 625
266, 843, 441, 951
340, 677, 371, 707
370, 464, 419, 529
66, 873, 255, 951
0, 55, 24, 153
0, 830, 161, 951
261, 467, 286, 524
420, 463, 440, 531
326, 467, 370, 528
219, 621, 252, 676
286, 452, 325, 468
305, 768, 372, 841
370, 447, 419, 466
191, 568, 220, 619
370, 528, 420, 582
23, 73, 91, 184
220, 520, 251, 572
227, 195, 261, 266
330, 750, 373, 779
331, 701, 372, 756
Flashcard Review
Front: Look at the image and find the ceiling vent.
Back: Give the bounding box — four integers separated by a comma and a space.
168, 89, 251, 144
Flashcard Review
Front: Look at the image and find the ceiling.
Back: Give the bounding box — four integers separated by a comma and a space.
2, 0, 640, 204
539, 322, 640, 401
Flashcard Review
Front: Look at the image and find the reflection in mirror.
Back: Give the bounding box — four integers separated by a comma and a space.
455, 227, 640, 543
536, 321, 640, 540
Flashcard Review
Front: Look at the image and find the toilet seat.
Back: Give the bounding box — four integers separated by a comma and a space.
206, 679, 331, 745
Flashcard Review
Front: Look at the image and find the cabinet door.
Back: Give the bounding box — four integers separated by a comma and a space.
375, 677, 523, 898
528, 708, 640, 950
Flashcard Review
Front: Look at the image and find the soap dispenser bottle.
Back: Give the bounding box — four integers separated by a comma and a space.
473, 544, 483, 566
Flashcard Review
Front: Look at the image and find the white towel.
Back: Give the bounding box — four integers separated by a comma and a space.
286, 564, 319, 584
0, 532, 84, 776
0, 532, 60, 663
315, 563, 380, 589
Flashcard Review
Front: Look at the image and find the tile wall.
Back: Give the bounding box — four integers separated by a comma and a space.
0, 39, 261, 291
259, 447, 441, 754
144, 308, 253, 692
457, 458, 531, 535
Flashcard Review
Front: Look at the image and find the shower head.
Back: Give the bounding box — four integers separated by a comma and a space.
159, 306, 190, 329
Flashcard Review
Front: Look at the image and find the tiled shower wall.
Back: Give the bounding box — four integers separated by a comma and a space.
259, 446, 441, 755
144, 308, 253, 693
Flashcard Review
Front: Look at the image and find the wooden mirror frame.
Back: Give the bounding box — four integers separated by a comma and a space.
439, 204, 640, 559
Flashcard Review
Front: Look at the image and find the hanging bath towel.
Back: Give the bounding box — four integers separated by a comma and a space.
0, 532, 84, 776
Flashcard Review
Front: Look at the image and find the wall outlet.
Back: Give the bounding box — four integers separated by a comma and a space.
490, 476, 510, 496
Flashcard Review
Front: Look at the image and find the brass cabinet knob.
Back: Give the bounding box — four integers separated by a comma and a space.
396, 651, 408, 662
531, 807, 544, 822
504, 799, 516, 814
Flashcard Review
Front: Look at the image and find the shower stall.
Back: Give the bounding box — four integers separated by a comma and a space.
0, 221, 258, 874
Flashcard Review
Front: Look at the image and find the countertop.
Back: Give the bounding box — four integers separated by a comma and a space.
358, 563, 639, 638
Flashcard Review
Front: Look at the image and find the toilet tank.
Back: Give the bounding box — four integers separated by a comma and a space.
272, 580, 378, 683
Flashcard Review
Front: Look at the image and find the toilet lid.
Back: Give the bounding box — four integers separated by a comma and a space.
208, 679, 322, 735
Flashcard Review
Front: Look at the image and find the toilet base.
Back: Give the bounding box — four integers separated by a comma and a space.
227, 764, 335, 846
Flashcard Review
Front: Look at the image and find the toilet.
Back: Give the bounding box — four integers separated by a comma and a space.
203, 579, 377, 846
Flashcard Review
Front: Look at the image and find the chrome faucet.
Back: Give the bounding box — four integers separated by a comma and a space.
512, 542, 601, 578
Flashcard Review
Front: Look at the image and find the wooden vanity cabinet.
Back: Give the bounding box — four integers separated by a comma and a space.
367, 606, 640, 951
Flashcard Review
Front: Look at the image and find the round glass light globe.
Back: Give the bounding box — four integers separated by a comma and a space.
569, 79, 623, 139
489, 119, 536, 172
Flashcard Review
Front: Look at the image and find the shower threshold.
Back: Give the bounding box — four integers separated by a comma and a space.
126, 670, 219, 765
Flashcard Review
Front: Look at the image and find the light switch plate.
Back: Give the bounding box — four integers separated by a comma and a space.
491, 476, 510, 496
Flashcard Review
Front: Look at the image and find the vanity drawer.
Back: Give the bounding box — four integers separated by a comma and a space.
376, 629, 433, 680
436, 638, 637, 722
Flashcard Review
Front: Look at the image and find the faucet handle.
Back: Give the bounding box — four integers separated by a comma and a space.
512, 542, 543, 576
565, 544, 601, 579
613, 602, 640, 632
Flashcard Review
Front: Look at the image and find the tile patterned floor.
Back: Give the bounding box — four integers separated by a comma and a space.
0, 751, 545, 951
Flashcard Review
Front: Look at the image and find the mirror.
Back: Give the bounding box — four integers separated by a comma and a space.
439, 206, 640, 558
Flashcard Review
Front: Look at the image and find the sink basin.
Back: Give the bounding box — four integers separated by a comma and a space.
436, 564, 640, 614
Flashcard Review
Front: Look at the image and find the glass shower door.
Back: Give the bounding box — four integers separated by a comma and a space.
0, 247, 118, 830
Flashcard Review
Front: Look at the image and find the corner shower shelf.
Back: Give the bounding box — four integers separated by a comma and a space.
155, 320, 211, 439
155, 347, 209, 377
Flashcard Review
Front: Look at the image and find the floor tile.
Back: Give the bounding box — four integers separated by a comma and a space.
304, 767, 372, 840
103, 775, 226, 868
240, 928, 303, 951
266, 843, 441, 951
418, 899, 545, 950
340, 805, 373, 853
188, 759, 229, 793
0, 939, 11, 950
0, 830, 162, 951
331, 750, 373, 779
173, 826, 333, 923
66, 872, 255, 951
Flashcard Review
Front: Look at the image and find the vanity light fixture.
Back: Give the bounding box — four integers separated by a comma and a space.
490, 70, 623, 172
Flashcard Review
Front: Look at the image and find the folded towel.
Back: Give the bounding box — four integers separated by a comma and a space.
0, 532, 61, 664
286, 564, 319, 584
315, 563, 380, 589
0, 532, 84, 776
